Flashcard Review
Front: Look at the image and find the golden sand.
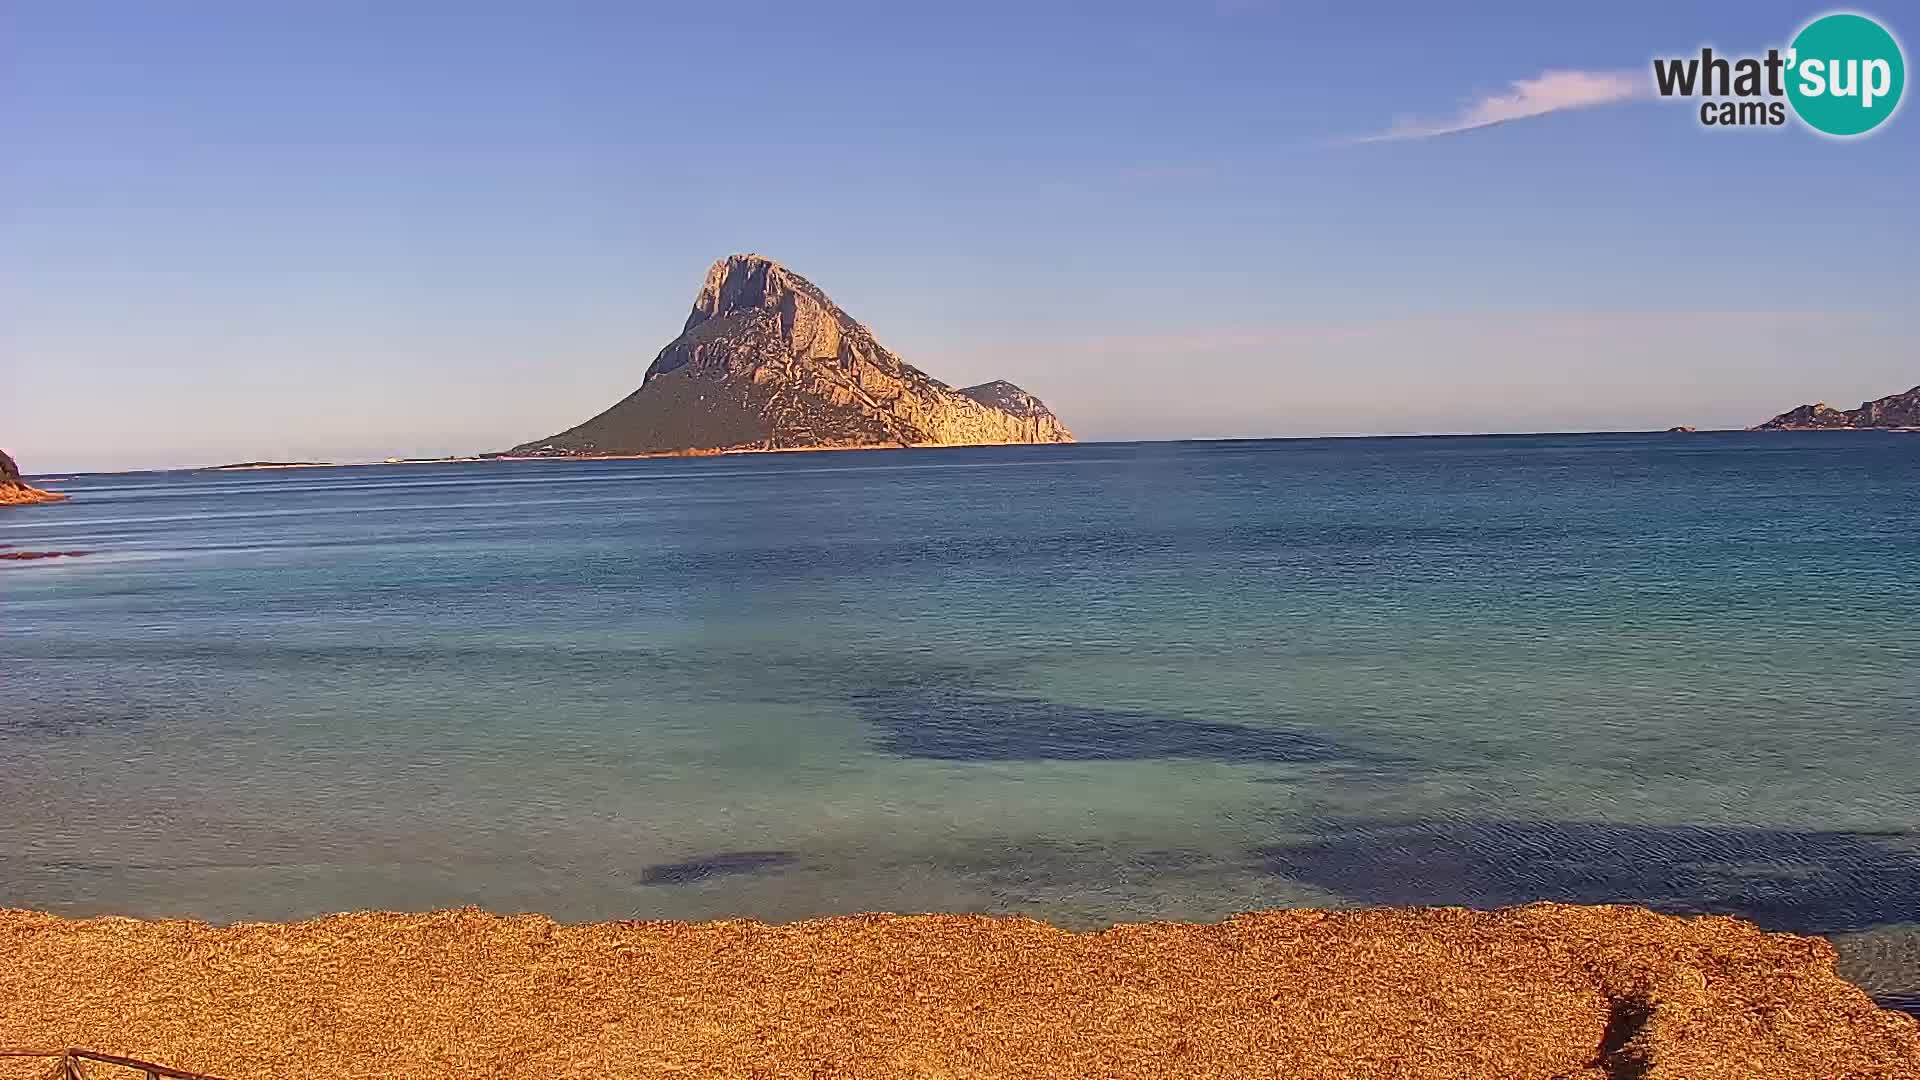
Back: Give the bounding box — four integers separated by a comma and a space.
2, 903, 1916, 1079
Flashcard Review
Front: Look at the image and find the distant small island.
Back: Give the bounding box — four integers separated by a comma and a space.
203, 460, 336, 471
1754, 383, 1920, 431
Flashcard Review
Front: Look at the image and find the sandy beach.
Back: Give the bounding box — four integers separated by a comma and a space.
2, 903, 1916, 1080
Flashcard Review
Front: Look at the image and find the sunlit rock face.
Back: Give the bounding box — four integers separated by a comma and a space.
0, 448, 66, 507
506, 254, 1074, 456
1755, 385, 1920, 430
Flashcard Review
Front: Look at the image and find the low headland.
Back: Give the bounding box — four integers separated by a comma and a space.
201, 460, 337, 471
2, 903, 1915, 1079
1754, 383, 1920, 431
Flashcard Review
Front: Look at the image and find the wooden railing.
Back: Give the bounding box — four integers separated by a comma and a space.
0, 1048, 229, 1080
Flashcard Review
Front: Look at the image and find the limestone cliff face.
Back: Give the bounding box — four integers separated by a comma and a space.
1755, 385, 1920, 430
0, 448, 66, 507
507, 255, 1074, 456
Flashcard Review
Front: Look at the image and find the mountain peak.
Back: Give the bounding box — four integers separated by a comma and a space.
505, 257, 1073, 457
682, 253, 844, 342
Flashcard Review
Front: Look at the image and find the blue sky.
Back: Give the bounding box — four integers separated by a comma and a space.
2, 1, 1915, 470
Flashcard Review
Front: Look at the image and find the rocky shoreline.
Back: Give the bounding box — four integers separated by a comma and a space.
0, 449, 65, 507
0, 486, 65, 507
1, 903, 1915, 1079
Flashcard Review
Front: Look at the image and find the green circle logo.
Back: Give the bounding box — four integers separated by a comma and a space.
1786, 12, 1906, 136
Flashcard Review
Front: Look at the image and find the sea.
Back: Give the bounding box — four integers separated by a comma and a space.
2, 432, 1916, 1011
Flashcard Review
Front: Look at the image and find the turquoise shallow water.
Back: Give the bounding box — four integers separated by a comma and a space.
2, 433, 1917, 1006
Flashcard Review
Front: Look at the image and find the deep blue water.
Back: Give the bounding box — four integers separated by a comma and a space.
3, 433, 1917, 1004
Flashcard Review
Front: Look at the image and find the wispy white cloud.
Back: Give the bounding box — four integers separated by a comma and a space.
1350, 69, 1647, 143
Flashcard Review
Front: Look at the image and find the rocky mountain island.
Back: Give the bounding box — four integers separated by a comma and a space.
0, 448, 66, 506
503, 255, 1073, 457
1755, 383, 1920, 430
